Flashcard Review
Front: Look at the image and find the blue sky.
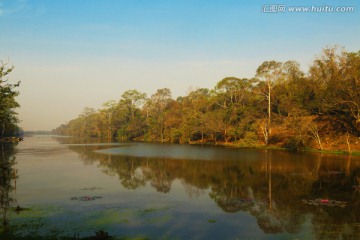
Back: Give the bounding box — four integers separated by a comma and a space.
1, 0, 359, 130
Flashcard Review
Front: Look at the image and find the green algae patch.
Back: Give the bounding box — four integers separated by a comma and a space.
136, 206, 173, 224
8, 205, 72, 238
6, 205, 99, 239
86, 205, 173, 228
86, 208, 133, 227
11, 205, 63, 218
5, 203, 175, 239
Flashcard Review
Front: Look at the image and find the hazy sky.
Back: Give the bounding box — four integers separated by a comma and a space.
0, 0, 359, 131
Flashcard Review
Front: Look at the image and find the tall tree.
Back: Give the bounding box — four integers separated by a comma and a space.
145, 88, 172, 141
78, 107, 97, 137
0, 62, 20, 138
341, 50, 360, 134
98, 100, 118, 139
255, 61, 283, 144
120, 90, 147, 121
273, 61, 306, 116
214, 77, 255, 142
181, 88, 210, 142
309, 47, 360, 134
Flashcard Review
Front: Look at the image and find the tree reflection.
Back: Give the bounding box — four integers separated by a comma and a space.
256, 150, 283, 234
150, 159, 173, 193
0, 143, 17, 232
61, 140, 360, 238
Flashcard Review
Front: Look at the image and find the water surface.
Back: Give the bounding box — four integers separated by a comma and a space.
1, 135, 360, 239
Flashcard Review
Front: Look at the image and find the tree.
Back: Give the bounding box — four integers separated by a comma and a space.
256, 61, 283, 123
0, 62, 20, 138
98, 100, 118, 139
164, 100, 183, 143
53, 46, 360, 151
120, 90, 147, 121
145, 88, 172, 141
115, 90, 147, 140
78, 107, 97, 137
309, 47, 360, 135
214, 77, 253, 108
213, 77, 256, 142
181, 88, 211, 142
255, 61, 283, 144
339, 50, 360, 134
273, 61, 306, 116
308, 123, 323, 150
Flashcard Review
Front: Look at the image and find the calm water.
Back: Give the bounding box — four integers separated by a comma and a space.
1, 135, 360, 239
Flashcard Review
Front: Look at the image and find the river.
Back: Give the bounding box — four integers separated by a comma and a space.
1, 135, 360, 239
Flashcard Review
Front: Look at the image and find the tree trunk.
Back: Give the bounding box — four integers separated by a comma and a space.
268, 83, 271, 124
261, 123, 270, 145
345, 132, 352, 155
309, 125, 322, 150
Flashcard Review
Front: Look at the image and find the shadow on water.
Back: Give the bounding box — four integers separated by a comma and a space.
0, 142, 18, 233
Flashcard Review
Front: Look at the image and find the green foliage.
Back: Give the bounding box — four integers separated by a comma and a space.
309, 47, 360, 133
283, 136, 305, 151
0, 61, 21, 138
170, 128, 182, 143
240, 131, 259, 147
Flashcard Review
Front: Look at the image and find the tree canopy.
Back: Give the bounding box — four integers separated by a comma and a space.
53, 47, 360, 151
0, 62, 21, 138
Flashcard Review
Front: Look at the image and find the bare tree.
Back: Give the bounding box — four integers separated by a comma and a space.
344, 132, 352, 155
309, 124, 323, 150
255, 61, 283, 144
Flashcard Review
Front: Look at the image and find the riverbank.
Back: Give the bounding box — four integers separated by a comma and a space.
53, 132, 360, 157
0, 137, 23, 143
187, 135, 360, 156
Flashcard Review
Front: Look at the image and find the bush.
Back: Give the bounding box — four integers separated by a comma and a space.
283, 136, 304, 151
240, 131, 259, 147
170, 128, 182, 143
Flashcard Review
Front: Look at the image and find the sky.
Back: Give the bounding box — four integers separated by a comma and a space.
0, 0, 359, 131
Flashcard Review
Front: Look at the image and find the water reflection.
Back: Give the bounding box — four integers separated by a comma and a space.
56, 137, 360, 238
0, 143, 18, 232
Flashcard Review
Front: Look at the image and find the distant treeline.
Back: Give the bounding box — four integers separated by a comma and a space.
24, 131, 52, 135
53, 46, 360, 150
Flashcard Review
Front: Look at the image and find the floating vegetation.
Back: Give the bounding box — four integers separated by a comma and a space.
86, 208, 131, 227
7, 205, 68, 239
81, 187, 102, 191
208, 219, 216, 223
11, 205, 64, 219
138, 208, 157, 216
301, 198, 347, 208
12, 205, 30, 214
93, 230, 111, 240
136, 207, 172, 224
71, 196, 103, 201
